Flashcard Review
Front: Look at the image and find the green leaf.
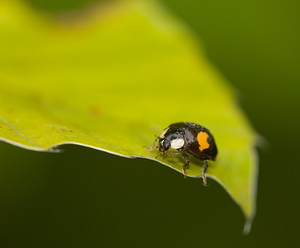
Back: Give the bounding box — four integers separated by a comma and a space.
0, 0, 258, 232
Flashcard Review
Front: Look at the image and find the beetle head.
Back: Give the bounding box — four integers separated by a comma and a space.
158, 137, 170, 153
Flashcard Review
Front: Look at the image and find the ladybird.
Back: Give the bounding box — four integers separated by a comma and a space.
150, 122, 217, 185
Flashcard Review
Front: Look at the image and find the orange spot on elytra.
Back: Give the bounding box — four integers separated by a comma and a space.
197, 131, 210, 151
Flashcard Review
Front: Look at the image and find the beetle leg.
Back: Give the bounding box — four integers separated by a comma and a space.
202, 160, 208, 186
146, 135, 158, 151
167, 151, 180, 157
155, 151, 166, 159
179, 150, 190, 178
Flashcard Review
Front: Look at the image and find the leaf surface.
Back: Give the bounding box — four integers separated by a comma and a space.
0, 0, 258, 232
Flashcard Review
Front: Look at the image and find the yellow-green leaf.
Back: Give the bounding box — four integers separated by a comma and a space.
0, 0, 258, 233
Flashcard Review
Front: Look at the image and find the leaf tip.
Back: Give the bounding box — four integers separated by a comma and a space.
243, 217, 253, 235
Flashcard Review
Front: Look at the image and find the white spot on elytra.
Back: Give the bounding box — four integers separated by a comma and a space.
170, 138, 184, 149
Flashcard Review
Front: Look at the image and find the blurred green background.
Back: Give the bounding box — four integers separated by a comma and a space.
0, 0, 299, 247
